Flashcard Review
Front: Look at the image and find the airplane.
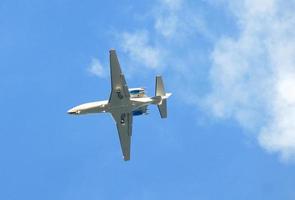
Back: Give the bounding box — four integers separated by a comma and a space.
67, 49, 172, 161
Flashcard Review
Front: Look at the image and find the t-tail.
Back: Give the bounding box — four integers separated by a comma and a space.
154, 76, 172, 118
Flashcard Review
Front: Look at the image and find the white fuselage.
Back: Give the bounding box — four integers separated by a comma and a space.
67, 88, 167, 116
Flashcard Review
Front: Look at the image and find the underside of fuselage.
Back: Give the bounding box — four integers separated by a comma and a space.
68, 87, 165, 116
68, 96, 151, 116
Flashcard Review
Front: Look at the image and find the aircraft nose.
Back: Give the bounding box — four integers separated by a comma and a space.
67, 110, 75, 114
67, 108, 75, 114
67, 108, 79, 115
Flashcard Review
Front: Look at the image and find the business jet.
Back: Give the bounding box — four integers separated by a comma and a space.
68, 49, 172, 161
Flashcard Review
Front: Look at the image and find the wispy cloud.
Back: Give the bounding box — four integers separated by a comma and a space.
87, 58, 106, 78
117, 0, 212, 78
115, 0, 295, 161
153, 0, 214, 41
205, 0, 295, 161
120, 31, 162, 69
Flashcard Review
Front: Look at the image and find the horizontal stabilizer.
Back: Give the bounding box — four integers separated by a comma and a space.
158, 99, 167, 118
155, 76, 168, 118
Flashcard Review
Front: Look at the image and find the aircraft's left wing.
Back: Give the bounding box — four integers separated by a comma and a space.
109, 49, 130, 105
111, 111, 133, 161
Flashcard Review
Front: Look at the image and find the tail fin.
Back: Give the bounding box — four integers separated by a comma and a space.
155, 76, 168, 118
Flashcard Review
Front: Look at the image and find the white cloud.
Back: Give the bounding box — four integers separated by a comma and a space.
88, 58, 106, 78
120, 31, 162, 69
118, 0, 212, 76
153, 0, 213, 40
206, 0, 295, 161
154, 0, 182, 39
116, 0, 295, 161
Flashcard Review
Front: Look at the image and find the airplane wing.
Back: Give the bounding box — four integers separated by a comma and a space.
111, 112, 133, 161
109, 49, 133, 161
109, 49, 130, 105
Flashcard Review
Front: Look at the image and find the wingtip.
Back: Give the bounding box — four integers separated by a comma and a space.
123, 155, 130, 161
166, 92, 172, 98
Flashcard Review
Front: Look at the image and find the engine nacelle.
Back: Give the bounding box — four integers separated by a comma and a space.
129, 88, 146, 98
132, 106, 148, 116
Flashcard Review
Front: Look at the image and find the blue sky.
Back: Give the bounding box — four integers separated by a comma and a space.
1, 0, 295, 199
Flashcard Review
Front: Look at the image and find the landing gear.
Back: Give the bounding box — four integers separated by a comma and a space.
120, 113, 126, 125
116, 89, 123, 99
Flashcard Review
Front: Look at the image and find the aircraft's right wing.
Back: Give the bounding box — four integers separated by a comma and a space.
111, 111, 133, 161
109, 49, 130, 105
